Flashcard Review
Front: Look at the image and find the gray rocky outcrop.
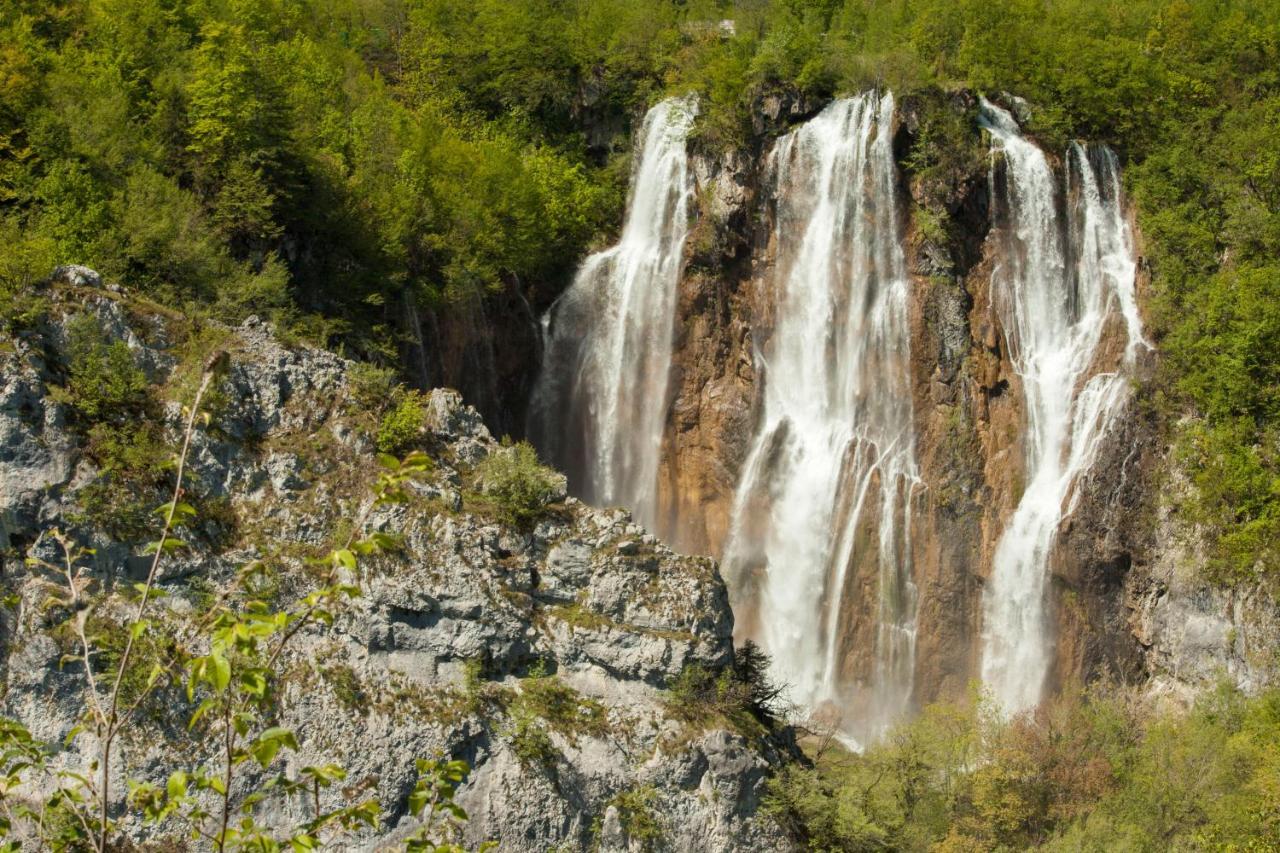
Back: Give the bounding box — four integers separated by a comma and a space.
0, 284, 792, 851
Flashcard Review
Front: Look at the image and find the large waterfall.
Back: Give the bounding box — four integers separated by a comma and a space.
530, 89, 1147, 734
978, 100, 1147, 714
721, 93, 920, 738
528, 97, 697, 527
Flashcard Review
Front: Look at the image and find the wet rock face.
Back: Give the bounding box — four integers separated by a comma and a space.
398, 280, 545, 440
653, 148, 761, 557
0, 289, 792, 852
644, 92, 1197, 714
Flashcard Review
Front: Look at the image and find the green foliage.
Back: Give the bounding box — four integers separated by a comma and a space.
515, 662, 607, 741
60, 313, 149, 423
1, 0, 621, 356
766, 684, 1280, 851
377, 390, 426, 455
74, 421, 170, 541
602, 785, 663, 851
403, 758, 497, 852
0, 220, 54, 332
665, 641, 783, 740
1161, 261, 1280, 579
500, 661, 606, 768
474, 442, 561, 529
348, 361, 399, 413
504, 704, 559, 769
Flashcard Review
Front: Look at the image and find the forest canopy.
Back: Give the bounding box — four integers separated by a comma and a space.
2, 0, 1279, 578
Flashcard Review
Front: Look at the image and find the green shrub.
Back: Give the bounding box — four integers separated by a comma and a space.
514, 661, 606, 743
0, 218, 54, 333
765, 684, 1280, 852
61, 313, 149, 422
376, 390, 426, 454
164, 321, 234, 418
73, 421, 170, 541
605, 786, 663, 851
347, 361, 399, 413
474, 442, 561, 529
504, 705, 558, 768
666, 642, 782, 739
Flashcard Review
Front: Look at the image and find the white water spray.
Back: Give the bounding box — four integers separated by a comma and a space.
978, 100, 1147, 714
529, 97, 697, 527
721, 93, 919, 737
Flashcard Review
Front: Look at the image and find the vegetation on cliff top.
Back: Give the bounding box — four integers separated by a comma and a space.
3, 0, 1279, 577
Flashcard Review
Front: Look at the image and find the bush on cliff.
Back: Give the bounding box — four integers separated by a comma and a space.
376, 389, 427, 455
474, 441, 561, 529
666, 641, 785, 739
60, 313, 149, 423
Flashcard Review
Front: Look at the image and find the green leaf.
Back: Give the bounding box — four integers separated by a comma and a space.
155, 500, 197, 520
209, 651, 231, 692
249, 727, 298, 768
408, 786, 428, 817
187, 660, 205, 702
302, 764, 346, 786
189, 697, 216, 729
142, 537, 187, 555
239, 670, 268, 697
167, 771, 188, 800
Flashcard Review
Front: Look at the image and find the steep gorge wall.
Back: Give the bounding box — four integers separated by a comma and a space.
399, 280, 544, 440
649, 91, 1162, 712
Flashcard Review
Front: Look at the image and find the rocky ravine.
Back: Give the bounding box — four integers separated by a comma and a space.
0, 278, 792, 851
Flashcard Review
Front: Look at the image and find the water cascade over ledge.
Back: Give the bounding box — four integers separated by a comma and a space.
721, 93, 920, 740
977, 100, 1148, 715
528, 97, 697, 528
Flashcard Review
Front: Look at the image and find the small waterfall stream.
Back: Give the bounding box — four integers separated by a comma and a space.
528, 97, 697, 528
978, 100, 1147, 714
721, 93, 919, 738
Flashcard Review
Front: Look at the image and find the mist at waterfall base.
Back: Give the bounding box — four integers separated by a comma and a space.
720, 93, 920, 745
977, 99, 1148, 716
530, 91, 1147, 744
528, 97, 696, 530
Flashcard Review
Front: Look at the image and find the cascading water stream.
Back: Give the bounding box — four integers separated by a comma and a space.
528, 97, 697, 528
978, 100, 1147, 714
721, 93, 919, 739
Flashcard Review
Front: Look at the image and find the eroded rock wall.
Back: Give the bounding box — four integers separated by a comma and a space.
0, 287, 793, 851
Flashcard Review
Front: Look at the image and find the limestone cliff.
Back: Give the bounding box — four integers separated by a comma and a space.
0, 281, 792, 851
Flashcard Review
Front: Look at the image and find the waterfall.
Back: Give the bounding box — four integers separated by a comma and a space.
978, 99, 1147, 714
528, 97, 697, 527
721, 93, 919, 739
